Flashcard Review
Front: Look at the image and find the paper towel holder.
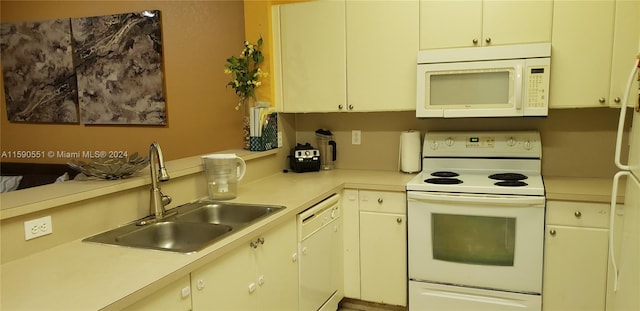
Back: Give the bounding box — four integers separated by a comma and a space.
399, 130, 422, 173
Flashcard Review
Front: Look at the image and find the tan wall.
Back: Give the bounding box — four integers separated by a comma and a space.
0, 1, 247, 163
294, 108, 629, 178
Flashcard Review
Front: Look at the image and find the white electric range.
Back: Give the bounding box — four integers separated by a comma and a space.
407, 131, 546, 311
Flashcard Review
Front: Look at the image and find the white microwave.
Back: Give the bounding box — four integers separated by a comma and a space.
416, 43, 551, 118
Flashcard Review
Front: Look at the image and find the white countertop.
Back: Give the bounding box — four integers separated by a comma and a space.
0, 167, 620, 310
0, 169, 413, 311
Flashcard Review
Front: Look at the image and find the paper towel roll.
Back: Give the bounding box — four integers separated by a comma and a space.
399, 130, 421, 173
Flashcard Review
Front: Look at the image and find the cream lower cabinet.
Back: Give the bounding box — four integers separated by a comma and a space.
343, 189, 407, 307
543, 201, 610, 311
191, 219, 298, 311
123, 275, 192, 311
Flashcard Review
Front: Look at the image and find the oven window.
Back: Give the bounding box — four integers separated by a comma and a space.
431, 213, 516, 266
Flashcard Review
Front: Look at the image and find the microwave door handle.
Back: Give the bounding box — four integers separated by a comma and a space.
515, 64, 523, 111
408, 192, 544, 207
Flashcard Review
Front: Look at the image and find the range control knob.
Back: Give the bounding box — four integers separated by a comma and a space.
430, 141, 439, 150
506, 137, 517, 147
445, 137, 455, 146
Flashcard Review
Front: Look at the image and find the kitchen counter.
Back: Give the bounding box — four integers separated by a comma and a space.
0, 169, 413, 311
544, 176, 624, 204
1, 168, 621, 310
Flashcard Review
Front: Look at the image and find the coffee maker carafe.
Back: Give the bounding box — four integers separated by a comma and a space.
315, 129, 337, 170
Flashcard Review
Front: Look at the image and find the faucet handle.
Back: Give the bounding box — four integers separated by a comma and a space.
161, 193, 172, 206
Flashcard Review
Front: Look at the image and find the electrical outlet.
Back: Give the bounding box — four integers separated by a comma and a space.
24, 216, 53, 240
352, 130, 361, 145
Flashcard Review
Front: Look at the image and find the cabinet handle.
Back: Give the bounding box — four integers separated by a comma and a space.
472, 38, 479, 45
396, 217, 403, 224
599, 97, 606, 104
549, 229, 556, 236
338, 104, 344, 110
614, 97, 621, 103
574, 211, 582, 218
196, 279, 205, 290
250, 237, 265, 248
377, 198, 383, 204
348, 104, 354, 110
485, 37, 492, 44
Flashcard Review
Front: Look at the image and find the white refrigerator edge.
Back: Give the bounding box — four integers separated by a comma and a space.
607, 55, 640, 311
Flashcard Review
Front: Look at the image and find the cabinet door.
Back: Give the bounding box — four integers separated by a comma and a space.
123, 275, 191, 311
342, 189, 361, 299
346, 0, 418, 111
550, 0, 615, 108
360, 211, 407, 306
191, 241, 256, 310
253, 220, 298, 310
419, 0, 482, 49
543, 225, 608, 311
191, 220, 298, 311
609, 0, 640, 108
279, 0, 346, 112
482, 1, 552, 46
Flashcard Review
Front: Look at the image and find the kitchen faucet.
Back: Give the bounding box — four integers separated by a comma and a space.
149, 142, 172, 220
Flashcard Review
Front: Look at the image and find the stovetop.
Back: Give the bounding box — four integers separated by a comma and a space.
406, 131, 545, 196
406, 169, 545, 196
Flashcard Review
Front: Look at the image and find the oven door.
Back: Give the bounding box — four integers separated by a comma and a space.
408, 191, 545, 294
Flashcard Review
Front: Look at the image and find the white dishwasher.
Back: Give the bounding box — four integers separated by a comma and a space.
298, 194, 342, 311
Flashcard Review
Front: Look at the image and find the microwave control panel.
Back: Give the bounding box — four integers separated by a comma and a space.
524, 62, 550, 110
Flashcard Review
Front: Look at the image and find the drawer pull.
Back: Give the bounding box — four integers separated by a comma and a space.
549, 229, 556, 236
396, 217, 402, 224
377, 198, 384, 204
574, 211, 582, 218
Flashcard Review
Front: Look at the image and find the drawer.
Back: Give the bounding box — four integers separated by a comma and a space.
546, 200, 610, 228
359, 190, 405, 214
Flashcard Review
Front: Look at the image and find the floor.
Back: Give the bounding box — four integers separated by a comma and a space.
338, 298, 407, 311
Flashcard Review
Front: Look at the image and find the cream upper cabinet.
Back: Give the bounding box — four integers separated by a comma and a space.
419, 0, 552, 50
609, 0, 640, 108
550, 0, 639, 108
274, 0, 418, 112
191, 219, 298, 311
542, 201, 610, 311
346, 0, 418, 112
276, 0, 346, 113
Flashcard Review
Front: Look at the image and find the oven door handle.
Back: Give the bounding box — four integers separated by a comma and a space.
408, 192, 545, 207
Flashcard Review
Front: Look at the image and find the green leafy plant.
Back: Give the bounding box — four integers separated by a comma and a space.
224, 37, 267, 110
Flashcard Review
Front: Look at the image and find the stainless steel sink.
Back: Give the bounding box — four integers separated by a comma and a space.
175, 202, 284, 225
114, 222, 232, 253
83, 201, 285, 253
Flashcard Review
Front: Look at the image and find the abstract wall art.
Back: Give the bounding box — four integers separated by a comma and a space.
0, 19, 79, 123
0, 10, 167, 125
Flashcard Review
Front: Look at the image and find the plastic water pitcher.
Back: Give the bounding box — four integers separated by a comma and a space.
201, 154, 246, 200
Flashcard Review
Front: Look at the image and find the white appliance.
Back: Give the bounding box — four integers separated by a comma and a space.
407, 131, 545, 311
416, 43, 550, 118
297, 194, 342, 311
607, 55, 639, 311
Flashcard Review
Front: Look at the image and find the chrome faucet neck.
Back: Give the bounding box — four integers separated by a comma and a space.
149, 142, 171, 220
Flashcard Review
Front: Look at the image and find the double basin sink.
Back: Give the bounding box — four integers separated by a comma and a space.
83, 201, 285, 253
